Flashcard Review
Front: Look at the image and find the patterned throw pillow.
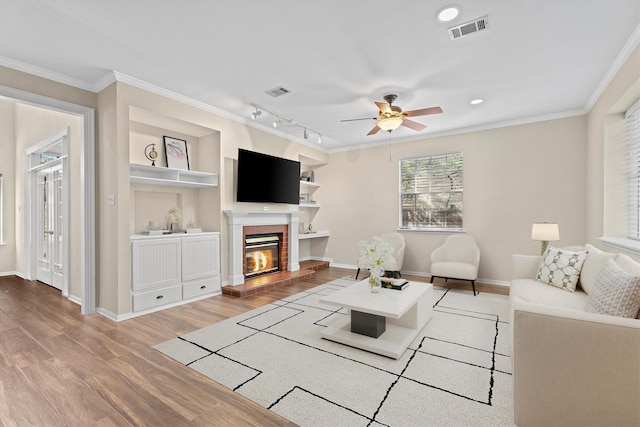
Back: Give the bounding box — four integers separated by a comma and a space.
586, 258, 640, 318
536, 246, 588, 292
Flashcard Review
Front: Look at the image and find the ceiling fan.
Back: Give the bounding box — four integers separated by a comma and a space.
341, 94, 443, 135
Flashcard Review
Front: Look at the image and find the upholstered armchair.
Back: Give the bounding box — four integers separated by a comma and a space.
356, 232, 406, 279
429, 234, 480, 295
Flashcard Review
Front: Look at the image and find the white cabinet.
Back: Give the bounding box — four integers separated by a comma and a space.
130, 233, 221, 312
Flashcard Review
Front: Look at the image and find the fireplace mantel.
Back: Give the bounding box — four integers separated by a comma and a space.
224, 210, 301, 285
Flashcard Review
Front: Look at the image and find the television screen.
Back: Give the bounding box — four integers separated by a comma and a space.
236, 149, 301, 204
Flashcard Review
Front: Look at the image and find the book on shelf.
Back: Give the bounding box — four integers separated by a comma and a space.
380, 277, 409, 290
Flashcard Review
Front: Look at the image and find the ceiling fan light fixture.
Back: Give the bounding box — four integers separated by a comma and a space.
437, 6, 460, 22
377, 116, 403, 131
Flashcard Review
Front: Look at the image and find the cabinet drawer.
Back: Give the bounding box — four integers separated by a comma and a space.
183, 276, 221, 299
132, 284, 182, 312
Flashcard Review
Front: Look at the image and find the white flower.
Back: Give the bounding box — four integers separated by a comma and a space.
357, 237, 393, 278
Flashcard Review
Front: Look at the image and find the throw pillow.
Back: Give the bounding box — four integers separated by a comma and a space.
579, 251, 616, 294
536, 246, 588, 292
586, 258, 640, 318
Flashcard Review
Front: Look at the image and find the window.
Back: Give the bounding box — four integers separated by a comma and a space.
400, 152, 463, 230
626, 99, 640, 240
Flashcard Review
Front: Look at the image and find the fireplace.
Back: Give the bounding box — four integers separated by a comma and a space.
244, 234, 280, 278
224, 210, 301, 285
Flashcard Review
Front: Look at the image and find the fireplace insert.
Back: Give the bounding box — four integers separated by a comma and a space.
244, 234, 280, 278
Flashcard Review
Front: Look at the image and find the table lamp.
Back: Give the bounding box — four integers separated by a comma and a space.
531, 222, 559, 255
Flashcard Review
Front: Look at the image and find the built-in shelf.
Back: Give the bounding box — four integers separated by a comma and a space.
130, 163, 218, 188
300, 180, 320, 189
299, 203, 320, 208
299, 230, 330, 240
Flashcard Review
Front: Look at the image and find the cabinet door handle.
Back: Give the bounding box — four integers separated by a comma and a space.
200, 285, 206, 289
156, 295, 164, 300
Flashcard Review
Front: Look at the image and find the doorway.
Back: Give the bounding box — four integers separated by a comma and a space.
1, 85, 96, 314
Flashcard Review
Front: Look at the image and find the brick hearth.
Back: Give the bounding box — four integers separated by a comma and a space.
222, 260, 329, 297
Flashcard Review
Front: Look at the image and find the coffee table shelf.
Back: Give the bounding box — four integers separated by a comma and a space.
319, 280, 433, 359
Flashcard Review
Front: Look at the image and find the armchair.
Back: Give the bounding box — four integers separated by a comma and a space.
429, 234, 480, 295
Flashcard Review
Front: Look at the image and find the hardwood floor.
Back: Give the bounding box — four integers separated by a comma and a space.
0, 269, 507, 426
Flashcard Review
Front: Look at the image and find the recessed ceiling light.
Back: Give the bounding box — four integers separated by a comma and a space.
470, 98, 484, 105
437, 6, 460, 22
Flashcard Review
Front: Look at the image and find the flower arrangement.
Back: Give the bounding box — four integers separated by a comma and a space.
166, 207, 181, 230
357, 237, 393, 291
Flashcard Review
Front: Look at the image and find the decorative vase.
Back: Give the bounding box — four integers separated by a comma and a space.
369, 275, 382, 293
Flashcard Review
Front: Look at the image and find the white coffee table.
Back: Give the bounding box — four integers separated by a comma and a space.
319, 279, 433, 359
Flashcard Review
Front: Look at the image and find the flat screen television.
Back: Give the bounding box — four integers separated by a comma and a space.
236, 149, 301, 204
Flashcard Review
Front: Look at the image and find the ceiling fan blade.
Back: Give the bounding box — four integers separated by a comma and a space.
404, 106, 443, 117
375, 101, 391, 114
367, 125, 382, 135
401, 118, 427, 132
340, 117, 377, 122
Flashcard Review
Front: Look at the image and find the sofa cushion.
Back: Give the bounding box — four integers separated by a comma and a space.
510, 279, 589, 312
579, 246, 616, 295
536, 246, 588, 292
586, 258, 640, 318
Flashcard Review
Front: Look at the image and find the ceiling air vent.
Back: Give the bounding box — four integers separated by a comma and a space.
448, 16, 489, 40
265, 86, 291, 97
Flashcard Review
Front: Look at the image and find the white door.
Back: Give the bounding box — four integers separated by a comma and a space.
36, 164, 63, 289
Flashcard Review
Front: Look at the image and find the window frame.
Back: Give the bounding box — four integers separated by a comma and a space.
398, 151, 464, 232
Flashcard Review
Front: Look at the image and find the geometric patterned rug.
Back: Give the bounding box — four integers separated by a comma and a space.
155, 277, 514, 426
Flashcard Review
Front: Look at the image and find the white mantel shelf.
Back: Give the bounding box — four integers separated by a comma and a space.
224, 210, 301, 285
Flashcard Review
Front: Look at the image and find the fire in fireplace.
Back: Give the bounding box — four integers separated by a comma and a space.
245, 234, 280, 278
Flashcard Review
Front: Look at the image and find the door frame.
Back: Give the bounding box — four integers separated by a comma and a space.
1, 85, 96, 314
26, 128, 69, 294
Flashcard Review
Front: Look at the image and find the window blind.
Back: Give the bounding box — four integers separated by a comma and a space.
625, 99, 640, 240
400, 152, 463, 230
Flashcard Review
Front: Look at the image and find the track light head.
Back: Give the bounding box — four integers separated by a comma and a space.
250, 108, 262, 120
317, 134, 323, 144
303, 128, 308, 139
273, 117, 280, 128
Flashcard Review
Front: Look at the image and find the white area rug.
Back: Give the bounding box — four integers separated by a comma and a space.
155, 278, 514, 426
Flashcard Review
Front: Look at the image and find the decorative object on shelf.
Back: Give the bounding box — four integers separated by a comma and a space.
148, 221, 159, 230
144, 143, 159, 166
166, 207, 182, 231
163, 136, 190, 170
531, 222, 560, 255
357, 237, 393, 293
300, 193, 310, 203
300, 170, 314, 182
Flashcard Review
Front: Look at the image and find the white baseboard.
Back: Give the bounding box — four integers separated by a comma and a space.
0, 271, 25, 278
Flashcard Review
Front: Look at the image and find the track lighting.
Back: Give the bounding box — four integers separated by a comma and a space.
250, 102, 324, 145
250, 107, 262, 120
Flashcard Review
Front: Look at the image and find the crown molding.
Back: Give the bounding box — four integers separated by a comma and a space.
585, 22, 640, 111
0, 56, 97, 92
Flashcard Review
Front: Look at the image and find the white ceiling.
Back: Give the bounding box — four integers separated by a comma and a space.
1, 0, 639, 151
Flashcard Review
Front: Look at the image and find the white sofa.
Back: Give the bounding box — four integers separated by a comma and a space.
510, 244, 640, 427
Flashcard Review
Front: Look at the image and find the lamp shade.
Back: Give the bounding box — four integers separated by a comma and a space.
531, 222, 560, 241
377, 116, 403, 131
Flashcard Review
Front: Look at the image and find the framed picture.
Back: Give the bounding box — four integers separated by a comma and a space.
163, 136, 190, 170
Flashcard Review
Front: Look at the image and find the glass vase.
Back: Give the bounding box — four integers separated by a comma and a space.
369, 275, 382, 293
